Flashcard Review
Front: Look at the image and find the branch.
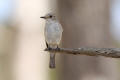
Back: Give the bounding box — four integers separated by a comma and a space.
45, 48, 120, 58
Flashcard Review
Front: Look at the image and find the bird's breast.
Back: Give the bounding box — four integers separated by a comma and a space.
44, 21, 62, 44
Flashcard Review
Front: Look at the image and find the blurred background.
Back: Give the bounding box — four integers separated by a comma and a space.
0, 0, 120, 80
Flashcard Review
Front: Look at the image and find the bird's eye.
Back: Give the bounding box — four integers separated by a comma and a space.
49, 15, 52, 18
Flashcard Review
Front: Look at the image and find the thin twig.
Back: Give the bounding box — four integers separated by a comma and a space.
45, 48, 120, 58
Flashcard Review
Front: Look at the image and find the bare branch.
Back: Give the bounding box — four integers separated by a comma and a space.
45, 48, 120, 58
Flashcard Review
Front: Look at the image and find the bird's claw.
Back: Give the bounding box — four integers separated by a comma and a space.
56, 47, 60, 51
48, 47, 52, 50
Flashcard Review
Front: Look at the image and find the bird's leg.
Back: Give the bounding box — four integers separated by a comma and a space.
46, 42, 49, 48
46, 42, 52, 50
56, 45, 60, 51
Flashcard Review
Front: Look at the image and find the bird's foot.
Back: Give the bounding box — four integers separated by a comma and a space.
56, 46, 60, 51
47, 47, 52, 50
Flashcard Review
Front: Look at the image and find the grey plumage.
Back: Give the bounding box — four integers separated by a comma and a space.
41, 13, 63, 68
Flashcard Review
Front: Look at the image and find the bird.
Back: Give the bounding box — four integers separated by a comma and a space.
40, 13, 63, 68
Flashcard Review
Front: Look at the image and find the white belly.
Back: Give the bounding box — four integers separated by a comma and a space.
44, 21, 62, 45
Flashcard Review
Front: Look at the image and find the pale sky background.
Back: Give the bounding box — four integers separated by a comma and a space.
110, 0, 120, 41
0, 0, 15, 24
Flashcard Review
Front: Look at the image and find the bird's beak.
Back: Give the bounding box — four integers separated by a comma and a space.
40, 16, 46, 19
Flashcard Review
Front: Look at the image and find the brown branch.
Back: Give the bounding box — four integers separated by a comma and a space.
44, 48, 120, 58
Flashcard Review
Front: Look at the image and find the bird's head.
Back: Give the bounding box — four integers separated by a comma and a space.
40, 13, 56, 20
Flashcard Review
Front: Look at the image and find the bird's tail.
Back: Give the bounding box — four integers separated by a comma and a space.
49, 53, 55, 68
